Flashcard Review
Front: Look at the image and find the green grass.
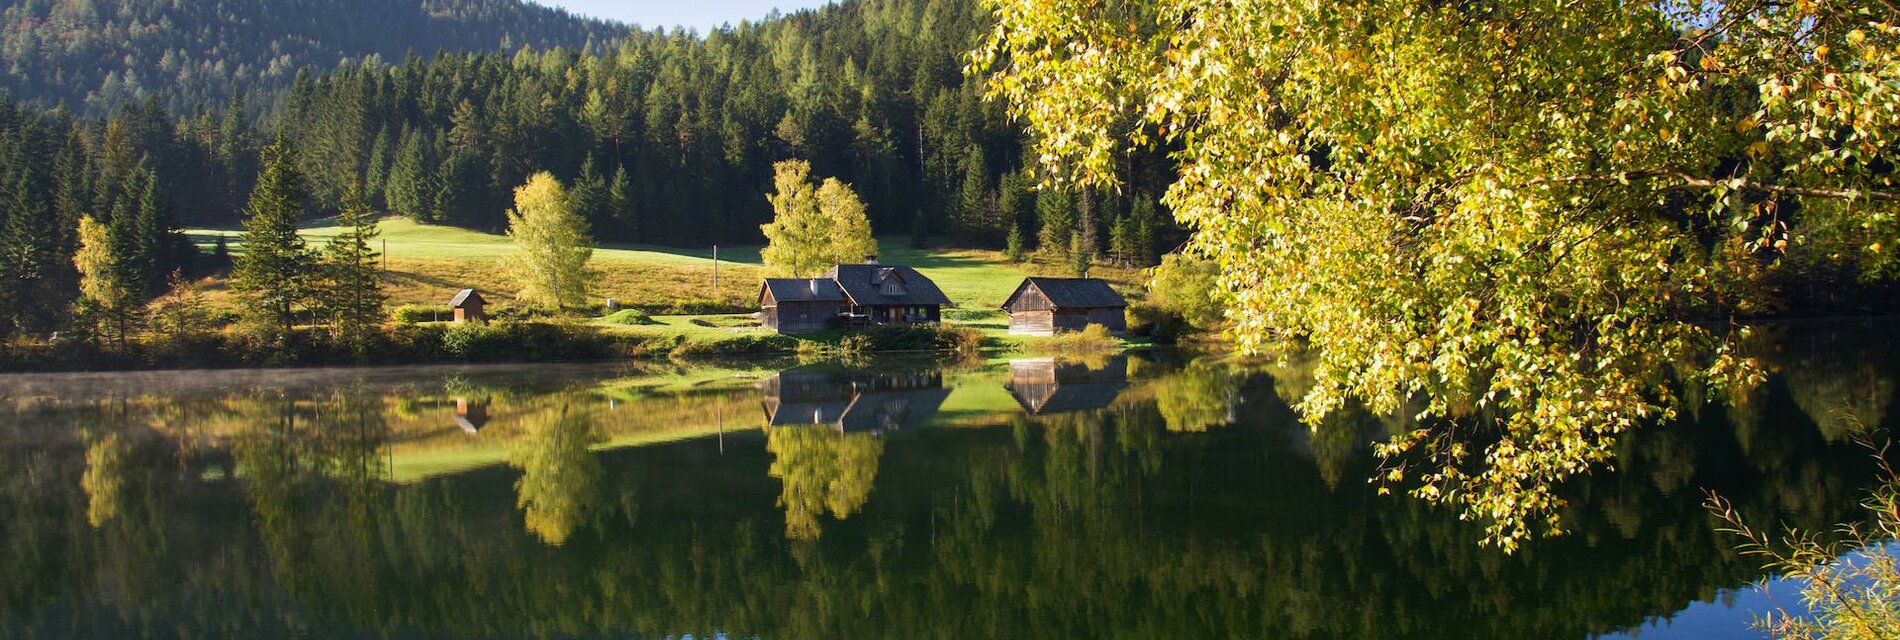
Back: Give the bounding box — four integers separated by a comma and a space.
184, 217, 1150, 346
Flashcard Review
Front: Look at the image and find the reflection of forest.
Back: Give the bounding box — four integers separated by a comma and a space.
0, 326, 1894, 638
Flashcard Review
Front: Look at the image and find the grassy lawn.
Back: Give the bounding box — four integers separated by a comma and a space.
186, 217, 1148, 314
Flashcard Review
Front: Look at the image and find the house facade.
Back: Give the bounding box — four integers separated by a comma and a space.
758, 258, 950, 333
1000, 277, 1129, 336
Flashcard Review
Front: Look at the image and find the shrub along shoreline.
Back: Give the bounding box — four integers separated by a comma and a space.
0, 320, 1018, 373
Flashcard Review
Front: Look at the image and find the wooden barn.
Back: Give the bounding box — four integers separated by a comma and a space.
759, 257, 951, 334
1000, 277, 1128, 336
760, 278, 847, 333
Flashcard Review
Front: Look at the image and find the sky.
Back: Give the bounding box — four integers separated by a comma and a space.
543, 1, 837, 31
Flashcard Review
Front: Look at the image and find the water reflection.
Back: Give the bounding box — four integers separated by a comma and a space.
0, 326, 1893, 638
760, 365, 951, 433
1007, 355, 1130, 414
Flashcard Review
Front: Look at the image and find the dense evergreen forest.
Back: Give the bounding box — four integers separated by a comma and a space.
0, 0, 627, 115
0, 0, 1177, 342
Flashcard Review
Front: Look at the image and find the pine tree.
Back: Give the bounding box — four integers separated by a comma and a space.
384, 131, 435, 221
569, 156, 609, 235
956, 146, 992, 239
1131, 196, 1158, 267
318, 185, 385, 348
1069, 231, 1090, 278
1037, 187, 1074, 259
505, 172, 598, 310
1005, 223, 1026, 263
230, 140, 316, 339
608, 164, 636, 241
1108, 212, 1133, 267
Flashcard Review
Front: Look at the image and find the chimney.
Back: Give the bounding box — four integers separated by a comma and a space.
865, 255, 879, 265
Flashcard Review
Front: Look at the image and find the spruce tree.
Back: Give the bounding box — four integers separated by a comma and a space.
318, 185, 385, 348
231, 141, 315, 339
384, 131, 435, 221
608, 164, 636, 242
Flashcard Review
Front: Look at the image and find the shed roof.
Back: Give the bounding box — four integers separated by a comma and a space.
448, 289, 485, 307
1003, 278, 1128, 310
763, 278, 846, 303
822, 264, 951, 307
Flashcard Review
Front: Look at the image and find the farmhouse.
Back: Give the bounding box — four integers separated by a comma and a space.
1000, 277, 1128, 336
758, 257, 950, 334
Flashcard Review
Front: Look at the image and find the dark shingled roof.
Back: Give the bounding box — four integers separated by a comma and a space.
448, 289, 485, 307
822, 264, 951, 306
763, 278, 845, 303
1004, 278, 1128, 310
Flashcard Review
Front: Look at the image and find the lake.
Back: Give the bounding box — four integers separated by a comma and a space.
1, 323, 1892, 639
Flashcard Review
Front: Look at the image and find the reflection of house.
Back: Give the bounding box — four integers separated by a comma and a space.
1007, 356, 1130, 414
759, 257, 951, 333
760, 367, 951, 433
1000, 278, 1128, 336
453, 397, 490, 433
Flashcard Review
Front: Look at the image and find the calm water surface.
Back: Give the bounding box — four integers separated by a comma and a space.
1, 325, 1893, 639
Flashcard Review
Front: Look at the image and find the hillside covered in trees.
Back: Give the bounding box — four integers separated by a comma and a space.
0, 0, 629, 115
0, 0, 1178, 343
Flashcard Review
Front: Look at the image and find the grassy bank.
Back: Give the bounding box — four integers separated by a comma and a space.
185, 217, 1147, 313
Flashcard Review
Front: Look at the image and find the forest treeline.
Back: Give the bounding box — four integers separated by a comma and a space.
0, 0, 627, 115
0, 0, 1178, 341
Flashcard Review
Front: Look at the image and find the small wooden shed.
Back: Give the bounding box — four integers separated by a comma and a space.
760, 279, 847, 333
1000, 277, 1128, 336
449, 289, 487, 323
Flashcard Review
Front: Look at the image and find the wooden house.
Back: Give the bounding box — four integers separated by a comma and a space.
760, 278, 847, 333
758, 257, 951, 333
1007, 356, 1131, 415
1000, 277, 1128, 336
449, 289, 487, 323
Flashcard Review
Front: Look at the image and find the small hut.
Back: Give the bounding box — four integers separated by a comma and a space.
1000, 278, 1128, 336
449, 289, 487, 323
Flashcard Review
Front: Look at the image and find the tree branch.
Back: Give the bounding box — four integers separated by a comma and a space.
1536, 171, 1900, 203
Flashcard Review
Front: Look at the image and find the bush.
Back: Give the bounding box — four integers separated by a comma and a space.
668, 334, 797, 359
849, 324, 986, 354
599, 309, 657, 325
1032, 324, 1121, 353
392, 304, 452, 324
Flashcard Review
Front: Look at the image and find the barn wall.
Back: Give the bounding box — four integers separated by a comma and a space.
1009, 310, 1056, 336
771, 301, 842, 333
1086, 307, 1128, 334
1004, 286, 1055, 313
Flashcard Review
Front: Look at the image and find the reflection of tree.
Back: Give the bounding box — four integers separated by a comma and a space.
509, 405, 601, 546
81, 431, 130, 527
766, 425, 884, 541
1156, 362, 1239, 432
1784, 360, 1893, 443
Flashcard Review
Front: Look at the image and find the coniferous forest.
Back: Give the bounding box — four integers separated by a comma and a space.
0, 0, 1177, 342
